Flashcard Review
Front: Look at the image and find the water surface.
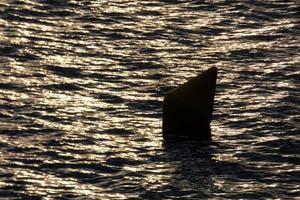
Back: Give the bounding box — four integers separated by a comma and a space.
0, 0, 299, 199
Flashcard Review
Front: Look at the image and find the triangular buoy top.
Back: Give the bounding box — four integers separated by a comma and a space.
162, 67, 218, 140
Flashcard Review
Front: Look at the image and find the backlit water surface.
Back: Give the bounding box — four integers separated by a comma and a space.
0, 0, 299, 199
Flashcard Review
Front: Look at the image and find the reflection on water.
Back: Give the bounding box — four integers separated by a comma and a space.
0, 0, 299, 199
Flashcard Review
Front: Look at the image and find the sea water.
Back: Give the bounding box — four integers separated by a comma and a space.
0, 0, 299, 199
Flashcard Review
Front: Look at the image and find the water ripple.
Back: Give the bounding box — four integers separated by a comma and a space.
0, 0, 299, 199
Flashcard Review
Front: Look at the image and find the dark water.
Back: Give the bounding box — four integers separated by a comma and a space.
0, 0, 299, 199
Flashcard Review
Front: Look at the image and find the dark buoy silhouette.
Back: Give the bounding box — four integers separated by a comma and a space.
163, 67, 218, 140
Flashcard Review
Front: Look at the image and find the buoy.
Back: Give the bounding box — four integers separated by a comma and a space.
162, 67, 218, 140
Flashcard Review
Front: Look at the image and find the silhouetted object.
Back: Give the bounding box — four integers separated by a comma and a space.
163, 67, 218, 140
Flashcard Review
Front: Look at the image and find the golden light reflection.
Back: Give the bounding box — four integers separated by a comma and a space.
15, 168, 107, 198
0, 0, 298, 198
